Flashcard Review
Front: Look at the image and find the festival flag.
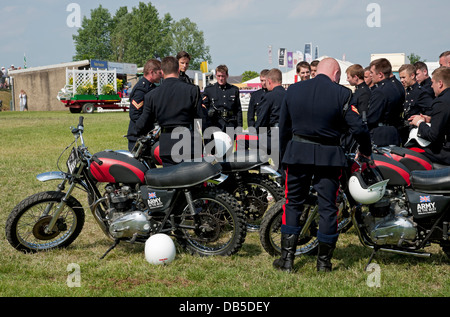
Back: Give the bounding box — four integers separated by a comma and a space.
200, 61, 208, 73
278, 48, 286, 67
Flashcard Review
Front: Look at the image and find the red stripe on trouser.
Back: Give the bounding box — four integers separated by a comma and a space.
334, 169, 343, 232
282, 166, 288, 225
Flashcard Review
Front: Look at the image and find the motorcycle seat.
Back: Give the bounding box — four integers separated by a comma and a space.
410, 167, 450, 193
219, 150, 268, 172
144, 161, 222, 189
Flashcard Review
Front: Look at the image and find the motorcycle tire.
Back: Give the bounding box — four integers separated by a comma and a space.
5, 191, 85, 253
259, 188, 352, 257
221, 173, 285, 231
259, 199, 320, 257
177, 188, 247, 256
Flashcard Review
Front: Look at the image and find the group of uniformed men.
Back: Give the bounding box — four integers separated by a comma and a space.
125, 50, 450, 273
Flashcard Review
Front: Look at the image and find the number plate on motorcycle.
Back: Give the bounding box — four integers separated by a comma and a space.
66, 148, 78, 174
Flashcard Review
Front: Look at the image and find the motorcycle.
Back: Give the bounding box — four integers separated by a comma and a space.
134, 128, 284, 231
260, 147, 450, 266
5, 117, 247, 258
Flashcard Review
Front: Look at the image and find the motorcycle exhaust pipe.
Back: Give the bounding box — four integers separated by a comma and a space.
90, 197, 111, 238
367, 246, 431, 258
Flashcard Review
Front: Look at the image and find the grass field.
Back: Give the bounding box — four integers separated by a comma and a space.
1, 111, 450, 301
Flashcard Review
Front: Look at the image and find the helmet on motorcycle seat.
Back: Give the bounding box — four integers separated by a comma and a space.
212, 131, 233, 158
144, 234, 176, 265
348, 172, 389, 204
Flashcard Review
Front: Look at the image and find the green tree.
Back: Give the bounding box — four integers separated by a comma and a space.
170, 18, 212, 70
73, 5, 113, 61
407, 53, 426, 64
109, 6, 130, 62
116, 2, 172, 66
241, 71, 259, 82
73, 2, 212, 69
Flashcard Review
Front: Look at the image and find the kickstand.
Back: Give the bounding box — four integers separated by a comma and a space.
100, 239, 120, 260
365, 247, 379, 270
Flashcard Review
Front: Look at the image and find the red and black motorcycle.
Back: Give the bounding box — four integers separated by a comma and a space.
5, 117, 247, 258
260, 146, 450, 265
137, 129, 284, 231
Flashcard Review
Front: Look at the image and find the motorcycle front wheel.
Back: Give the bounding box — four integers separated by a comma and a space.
177, 188, 247, 256
5, 191, 85, 253
259, 189, 352, 257
259, 199, 320, 256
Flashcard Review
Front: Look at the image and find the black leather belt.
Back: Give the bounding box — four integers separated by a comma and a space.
292, 134, 340, 146
161, 125, 192, 133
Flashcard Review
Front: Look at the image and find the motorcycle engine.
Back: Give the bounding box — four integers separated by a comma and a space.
103, 185, 152, 239
362, 188, 417, 246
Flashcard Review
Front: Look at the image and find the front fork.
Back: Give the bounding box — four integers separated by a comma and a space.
44, 162, 85, 234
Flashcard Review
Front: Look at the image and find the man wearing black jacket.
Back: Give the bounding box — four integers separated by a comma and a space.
275, 58, 372, 273
366, 58, 404, 146
135, 56, 204, 166
409, 67, 450, 165
126, 59, 162, 151
247, 69, 269, 128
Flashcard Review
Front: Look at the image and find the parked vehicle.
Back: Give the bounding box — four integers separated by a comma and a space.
260, 149, 450, 266
5, 117, 247, 258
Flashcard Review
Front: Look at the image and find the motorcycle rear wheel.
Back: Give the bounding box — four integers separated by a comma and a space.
177, 188, 247, 256
5, 191, 85, 253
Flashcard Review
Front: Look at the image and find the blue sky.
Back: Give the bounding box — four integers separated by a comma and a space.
1, 0, 448, 75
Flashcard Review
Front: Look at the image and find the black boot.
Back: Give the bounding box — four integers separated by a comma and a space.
317, 241, 336, 272
273, 234, 298, 272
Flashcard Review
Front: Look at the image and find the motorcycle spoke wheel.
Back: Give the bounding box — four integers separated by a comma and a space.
259, 200, 319, 256
6, 191, 85, 253
227, 174, 284, 231
178, 189, 246, 256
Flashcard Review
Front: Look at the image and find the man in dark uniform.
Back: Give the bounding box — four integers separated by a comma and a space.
254, 68, 285, 155
177, 51, 192, 84
399, 64, 434, 144
366, 58, 404, 147
275, 58, 372, 272
135, 56, 204, 167
255, 68, 285, 130
346, 64, 371, 122
202, 65, 242, 131
409, 67, 450, 165
126, 59, 162, 151
414, 61, 435, 98
247, 69, 269, 128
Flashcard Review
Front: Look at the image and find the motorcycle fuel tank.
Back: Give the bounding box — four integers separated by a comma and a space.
90, 151, 147, 184
382, 146, 433, 171
373, 153, 411, 186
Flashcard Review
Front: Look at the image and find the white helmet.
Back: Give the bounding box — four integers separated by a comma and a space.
212, 131, 233, 158
404, 124, 431, 148
348, 173, 389, 204
144, 234, 176, 265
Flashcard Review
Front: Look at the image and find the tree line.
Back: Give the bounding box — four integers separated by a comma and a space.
72, 2, 212, 70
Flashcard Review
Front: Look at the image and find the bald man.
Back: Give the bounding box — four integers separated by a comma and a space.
275, 58, 372, 273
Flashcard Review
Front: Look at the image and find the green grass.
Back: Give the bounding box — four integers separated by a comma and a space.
1, 111, 450, 298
